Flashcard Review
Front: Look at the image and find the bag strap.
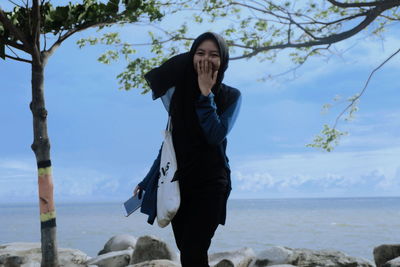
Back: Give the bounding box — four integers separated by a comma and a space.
167, 116, 172, 132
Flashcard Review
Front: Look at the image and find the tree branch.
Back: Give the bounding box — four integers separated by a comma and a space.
328, 0, 400, 8
6, 44, 19, 57
4, 39, 30, 53
231, 1, 291, 22
318, 11, 369, 30
117, 36, 177, 47
0, 8, 31, 52
268, 45, 331, 80
287, 13, 318, 40
230, 3, 394, 60
45, 21, 115, 57
378, 13, 400, 20
333, 47, 400, 129
31, 0, 41, 63
7, 0, 25, 8
5, 53, 32, 63
43, 32, 47, 51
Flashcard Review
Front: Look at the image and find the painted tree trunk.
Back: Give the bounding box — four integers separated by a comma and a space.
30, 61, 59, 267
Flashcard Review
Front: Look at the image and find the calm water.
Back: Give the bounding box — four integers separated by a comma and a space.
1, 197, 399, 261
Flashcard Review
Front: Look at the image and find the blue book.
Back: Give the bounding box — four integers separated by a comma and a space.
123, 192, 143, 217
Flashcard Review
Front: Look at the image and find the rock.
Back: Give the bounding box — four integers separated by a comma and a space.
216, 259, 236, 267
250, 246, 293, 267
383, 256, 400, 267
287, 248, 374, 267
374, 245, 400, 267
98, 234, 137, 255
0, 243, 41, 266
87, 249, 132, 267
0, 254, 27, 267
0, 242, 89, 267
209, 247, 256, 267
127, 259, 181, 266
268, 265, 297, 267
130, 236, 177, 264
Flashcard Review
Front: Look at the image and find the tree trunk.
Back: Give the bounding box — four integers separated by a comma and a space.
30, 59, 59, 267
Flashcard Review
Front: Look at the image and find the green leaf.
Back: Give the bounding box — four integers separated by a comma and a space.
307, 124, 347, 152
106, 0, 120, 13
125, 0, 142, 11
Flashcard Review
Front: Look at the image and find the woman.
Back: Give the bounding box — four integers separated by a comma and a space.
133, 32, 242, 267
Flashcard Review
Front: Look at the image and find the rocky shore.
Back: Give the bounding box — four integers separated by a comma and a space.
1, 234, 399, 267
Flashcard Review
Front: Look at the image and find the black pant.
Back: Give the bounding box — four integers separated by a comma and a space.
171, 186, 226, 267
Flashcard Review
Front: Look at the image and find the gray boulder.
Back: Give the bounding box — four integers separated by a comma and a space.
209, 247, 256, 267
287, 248, 374, 267
87, 249, 132, 267
98, 234, 137, 255
130, 236, 177, 264
250, 246, 293, 267
127, 259, 181, 266
212, 259, 235, 267
0, 254, 28, 266
0, 242, 89, 267
374, 245, 400, 267
383, 256, 400, 267
268, 265, 297, 267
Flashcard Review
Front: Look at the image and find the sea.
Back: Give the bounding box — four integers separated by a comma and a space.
1, 197, 399, 262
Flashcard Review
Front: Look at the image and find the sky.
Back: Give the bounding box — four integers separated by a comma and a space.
1, 3, 400, 203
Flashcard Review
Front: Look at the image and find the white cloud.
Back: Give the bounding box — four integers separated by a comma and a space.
236, 171, 276, 191
340, 34, 400, 69
0, 159, 123, 201
0, 160, 36, 201
231, 146, 400, 197
0, 159, 35, 172
336, 110, 400, 149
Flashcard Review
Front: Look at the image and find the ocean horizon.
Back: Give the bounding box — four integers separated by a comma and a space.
1, 196, 399, 261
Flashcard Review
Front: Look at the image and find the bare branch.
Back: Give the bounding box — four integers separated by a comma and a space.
229, 3, 394, 60
378, 13, 400, 20
7, 0, 25, 8
94, 23, 192, 48
5, 53, 32, 63
231, 1, 291, 22
118, 36, 178, 47
6, 44, 20, 58
319, 11, 369, 30
4, 39, 30, 53
268, 45, 331, 80
45, 22, 115, 57
328, 0, 400, 8
333, 47, 400, 129
286, 12, 318, 40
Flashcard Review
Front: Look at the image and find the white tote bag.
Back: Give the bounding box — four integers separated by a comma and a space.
157, 117, 180, 228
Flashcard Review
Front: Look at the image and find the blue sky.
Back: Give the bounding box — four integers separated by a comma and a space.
1, 6, 400, 202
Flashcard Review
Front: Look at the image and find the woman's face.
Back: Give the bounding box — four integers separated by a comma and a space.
193, 39, 221, 74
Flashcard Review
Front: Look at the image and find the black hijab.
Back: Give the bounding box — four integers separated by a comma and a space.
145, 32, 230, 180
144, 32, 229, 99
